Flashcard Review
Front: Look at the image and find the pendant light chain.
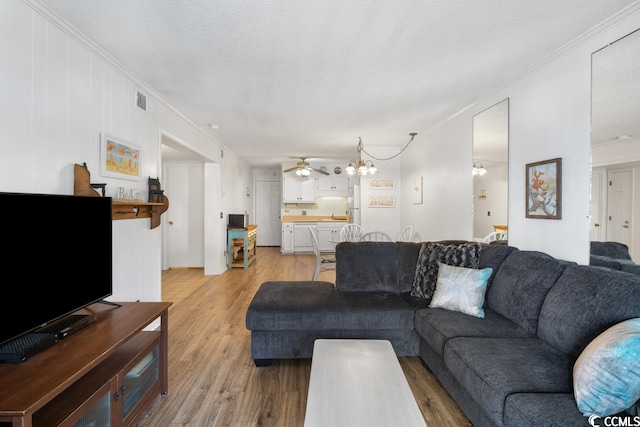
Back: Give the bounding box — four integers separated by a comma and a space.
359, 133, 417, 161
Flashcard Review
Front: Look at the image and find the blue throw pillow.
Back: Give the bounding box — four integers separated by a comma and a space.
428, 262, 492, 318
573, 318, 640, 417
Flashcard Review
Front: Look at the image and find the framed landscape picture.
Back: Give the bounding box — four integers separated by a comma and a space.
526, 158, 561, 219
100, 133, 141, 181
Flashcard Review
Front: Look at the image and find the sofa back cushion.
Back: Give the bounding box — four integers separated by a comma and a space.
537, 264, 640, 359
478, 244, 518, 287
335, 242, 400, 292
590, 241, 632, 260
485, 251, 573, 334
396, 242, 422, 292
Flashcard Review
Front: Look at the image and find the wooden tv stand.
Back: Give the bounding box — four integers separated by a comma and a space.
0, 301, 171, 427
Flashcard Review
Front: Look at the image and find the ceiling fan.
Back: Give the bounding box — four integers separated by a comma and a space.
283, 157, 330, 176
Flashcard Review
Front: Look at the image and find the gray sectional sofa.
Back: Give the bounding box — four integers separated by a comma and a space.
245, 241, 640, 427
590, 241, 640, 274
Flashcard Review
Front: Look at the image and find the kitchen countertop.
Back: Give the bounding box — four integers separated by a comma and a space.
282, 215, 350, 222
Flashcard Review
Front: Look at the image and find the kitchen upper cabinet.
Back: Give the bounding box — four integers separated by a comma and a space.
283, 176, 317, 203
316, 175, 349, 196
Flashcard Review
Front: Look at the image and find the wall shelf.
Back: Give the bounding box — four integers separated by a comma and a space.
73, 163, 169, 229
112, 197, 169, 229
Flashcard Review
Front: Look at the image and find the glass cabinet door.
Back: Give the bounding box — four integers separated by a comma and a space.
71, 391, 111, 427
122, 345, 159, 419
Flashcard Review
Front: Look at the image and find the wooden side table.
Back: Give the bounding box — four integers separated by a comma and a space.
227, 225, 258, 269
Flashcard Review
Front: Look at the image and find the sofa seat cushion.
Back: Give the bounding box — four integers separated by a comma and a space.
445, 337, 574, 426
246, 281, 415, 331
415, 307, 534, 357
504, 393, 588, 427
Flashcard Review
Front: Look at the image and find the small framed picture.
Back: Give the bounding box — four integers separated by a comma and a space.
412, 176, 423, 204
100, 133, 141, 181
368, 196, 396, 208
369, 178, 395, 190
526, 158, 561, 219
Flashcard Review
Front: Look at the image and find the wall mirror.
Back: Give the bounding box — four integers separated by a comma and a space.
591, 28, 640, 261
472, 98, 509, 242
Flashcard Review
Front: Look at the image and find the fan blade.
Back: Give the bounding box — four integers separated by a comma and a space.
311, 167, 330, 175
283, 166, 300, 173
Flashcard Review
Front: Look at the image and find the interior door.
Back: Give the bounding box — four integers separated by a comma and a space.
255, 181, 281, 246
590, 168, 606, 241
164, 163, 204, 267
606, 169, 633, 247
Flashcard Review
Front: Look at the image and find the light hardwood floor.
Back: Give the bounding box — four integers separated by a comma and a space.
135, 247, 472, 427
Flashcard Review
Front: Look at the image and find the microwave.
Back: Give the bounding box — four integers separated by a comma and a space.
228, 214, 248, 228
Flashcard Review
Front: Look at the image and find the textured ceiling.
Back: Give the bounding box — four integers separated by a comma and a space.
37, 0, 638, 166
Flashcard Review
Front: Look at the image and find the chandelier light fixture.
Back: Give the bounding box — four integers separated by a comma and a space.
346, 133, 417, 176
345, 138, 377, 176
472, 161, 487, 176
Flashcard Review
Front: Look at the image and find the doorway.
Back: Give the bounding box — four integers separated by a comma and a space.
255, 180, 282, 246
606, 168, 633, 247
163, 162, 204, 267
160, 132, 210, 270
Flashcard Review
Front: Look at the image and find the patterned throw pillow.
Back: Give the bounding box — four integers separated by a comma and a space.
428, 262, 493, 318
411, 242, 482, 300
573, 318, 640, 417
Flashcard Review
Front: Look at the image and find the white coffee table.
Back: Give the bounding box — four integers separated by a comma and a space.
304, 339, 427, 427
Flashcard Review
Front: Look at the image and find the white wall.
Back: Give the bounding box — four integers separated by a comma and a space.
400, 120, 474, 243
0, 1, 246, 300
359, 147, 403, 239
401, 7, 640, 264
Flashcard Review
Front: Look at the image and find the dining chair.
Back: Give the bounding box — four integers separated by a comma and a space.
339, 223, 365, 242
397, 226, 413, 242
309, 227, 336, 280
482, 231, 507, 243
362, 231, 393, 242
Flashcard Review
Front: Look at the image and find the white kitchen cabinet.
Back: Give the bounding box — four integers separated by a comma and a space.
316, 175, 349, 197
317, 222, 343, 252
293, 223, 316, 253
283, 176, 317, 203
282, 223, 294, 254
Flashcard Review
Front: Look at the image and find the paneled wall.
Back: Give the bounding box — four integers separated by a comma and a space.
0, 1, 244, 301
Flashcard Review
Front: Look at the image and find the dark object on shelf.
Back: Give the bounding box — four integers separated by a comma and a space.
0, 332, 58, 364
36, 313, 97, 340
148, 176, 164, 203
74, 163, 106, 196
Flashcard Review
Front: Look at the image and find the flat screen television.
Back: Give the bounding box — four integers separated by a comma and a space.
0, 192, 113, 348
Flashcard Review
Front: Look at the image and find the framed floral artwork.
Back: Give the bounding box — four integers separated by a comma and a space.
526, 158, 561, 219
